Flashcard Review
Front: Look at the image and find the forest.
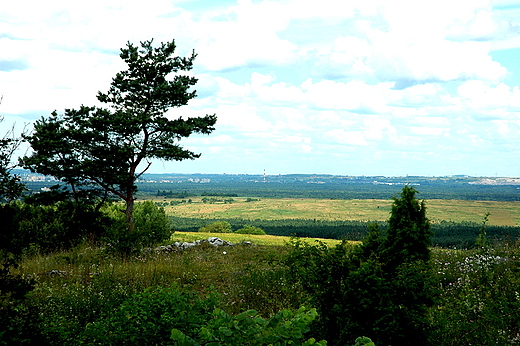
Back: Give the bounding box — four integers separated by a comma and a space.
138, 175, 520, 201
2, 39, 520, 345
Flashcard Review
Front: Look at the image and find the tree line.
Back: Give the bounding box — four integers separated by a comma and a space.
135, 182, 520, 201
171, 216, 520, 248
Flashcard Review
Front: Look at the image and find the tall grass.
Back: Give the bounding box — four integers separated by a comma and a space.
11, 235, 520, 345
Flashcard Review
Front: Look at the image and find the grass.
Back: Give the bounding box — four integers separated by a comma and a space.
155, 197, 520, 226
12, 231, 520, 345
15, 233, 340, 302
10, 195, 520, 345
14, 232, 342, 326
171, 231, 345, 247
16, 239, 309, 318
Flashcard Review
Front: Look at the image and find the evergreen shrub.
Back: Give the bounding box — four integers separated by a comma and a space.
235, 225, 266, 235
198, 221, 233, 233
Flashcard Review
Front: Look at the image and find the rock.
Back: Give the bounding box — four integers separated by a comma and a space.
207, 237, 234, 247
45, 270, 69, 277
153, 237, 240, 253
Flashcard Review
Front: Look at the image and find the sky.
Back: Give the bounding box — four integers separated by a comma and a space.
1, 0, 520, 177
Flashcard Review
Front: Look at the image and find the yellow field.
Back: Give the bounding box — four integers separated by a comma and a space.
154, 197, 520, 227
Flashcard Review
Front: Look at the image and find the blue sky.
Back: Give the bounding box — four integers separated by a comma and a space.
1, 0, 520, 177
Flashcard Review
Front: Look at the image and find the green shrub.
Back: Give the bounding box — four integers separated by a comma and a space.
198, 221, 233, 233
284, 186, 435, 345
0, 253, 44, 345
79, 285, 219, 345
0, 201, 108, 256
170, 307, 326, 346
235, 225, 266, 235
33, 276, 132, 345
353, 336, 375, 346
102, 201, 173, 255
233, 264, 307, 316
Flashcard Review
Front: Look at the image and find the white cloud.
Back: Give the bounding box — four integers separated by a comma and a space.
298, 0, 510, 83
193, 134, 234, 145
302, 79, 394, 111
273, 134, 313, 153
363, 116, 393, 141
193, 0, 296, 71
212, 103, 272, 132
457, 80, 520, 111
324, 129, 369, 147
2, 0, 520, 176
409, 126, 449, 137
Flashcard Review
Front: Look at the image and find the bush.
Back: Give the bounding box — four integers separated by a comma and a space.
429, 247, 520, 345
134, 201, 173, 242
0, 253, 44, 345
170, 307, 326, 346
0, 201, 108, 256
198, 221, 233, 233
235, 225, 266, 235
284, 186, 435, 345
32, 273, 134, 345
102, 201, 173, 255
233, 264, 307, 317
79, 285, 219, 345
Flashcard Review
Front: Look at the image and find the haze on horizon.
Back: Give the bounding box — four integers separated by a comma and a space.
1, 0, 520, 178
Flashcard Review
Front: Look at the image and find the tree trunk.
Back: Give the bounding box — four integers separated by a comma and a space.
125, 164, 138, 233
125, 195, 135, 233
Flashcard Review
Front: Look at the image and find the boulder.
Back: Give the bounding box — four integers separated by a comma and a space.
153, 237, 240, 253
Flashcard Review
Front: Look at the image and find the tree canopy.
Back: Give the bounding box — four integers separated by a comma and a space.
22, 39, 216, 231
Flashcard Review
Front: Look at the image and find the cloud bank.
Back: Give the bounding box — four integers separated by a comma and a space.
1, 0, 520, 176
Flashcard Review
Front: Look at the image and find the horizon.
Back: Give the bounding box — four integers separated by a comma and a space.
14, 168, 519, 179
2, 1, 520, 177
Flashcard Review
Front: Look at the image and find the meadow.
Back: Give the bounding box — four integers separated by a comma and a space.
155, 196, 520, 226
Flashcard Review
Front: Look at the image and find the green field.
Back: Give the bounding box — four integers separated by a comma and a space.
154, 197, 520, 226
172, 231, 344, 246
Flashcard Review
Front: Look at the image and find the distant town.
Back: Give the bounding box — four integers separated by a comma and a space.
13, 169, 520, 186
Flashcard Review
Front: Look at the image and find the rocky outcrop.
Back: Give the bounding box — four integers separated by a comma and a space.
153, 237, 252, 253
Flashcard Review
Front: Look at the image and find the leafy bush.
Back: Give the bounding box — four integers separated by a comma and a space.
235, 225, 266, 235
79, 285, 219, 345
102, 201, 173, 255
354, 336, 375, 346
0, 253, 43, 345
32, 273, 134, 345
233, 263, 307, 316
0, 201, 108, 256
170, 307, 326, 346
198, 221, 233, 233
